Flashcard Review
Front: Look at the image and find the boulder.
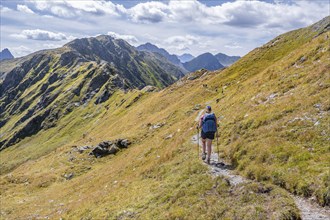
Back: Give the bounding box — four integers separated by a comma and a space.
64, 173, 74, 180
89, 139, 130, 157
98, 141, 113, 148
115, 139, 131, 148
149, 122, 165, 130
90, 146, 106, 158
108, 145, 120, 154
164, 134, 173, 139
142, 85, 158, 92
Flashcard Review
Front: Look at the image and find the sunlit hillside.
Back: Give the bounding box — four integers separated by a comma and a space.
0, 16, 329, 220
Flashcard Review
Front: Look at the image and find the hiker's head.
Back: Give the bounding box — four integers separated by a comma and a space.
206, 105, 212, 113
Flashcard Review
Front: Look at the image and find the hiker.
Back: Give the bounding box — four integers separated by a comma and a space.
197, 105, 218, 164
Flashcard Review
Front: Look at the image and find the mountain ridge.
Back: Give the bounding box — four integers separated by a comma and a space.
0, 35, 185, 149
136, 42, 183, 66
136, 43, 241, 71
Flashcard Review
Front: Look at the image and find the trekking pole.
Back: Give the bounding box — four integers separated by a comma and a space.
197, 127, 199, 159
216, 130, 220, 162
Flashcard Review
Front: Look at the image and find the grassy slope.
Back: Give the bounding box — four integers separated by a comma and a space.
0, 23, 329, 219
0, 79, 299, 220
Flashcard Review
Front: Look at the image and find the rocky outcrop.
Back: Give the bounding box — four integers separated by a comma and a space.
89, 139, 131, 158
141, 85, 158, 92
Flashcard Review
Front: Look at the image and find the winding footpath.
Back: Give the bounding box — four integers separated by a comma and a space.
191, 134, 330, 220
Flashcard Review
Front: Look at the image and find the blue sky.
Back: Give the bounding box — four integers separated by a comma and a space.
0, 0, 329, 57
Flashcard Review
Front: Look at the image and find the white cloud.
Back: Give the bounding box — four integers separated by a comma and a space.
107, 31, 139, 44
224, 42, 242, 49
128, 1, 169, 23
17, 5, 35, 14
164, 35, 200, 51
50, 5, 75, 18
24, 0, 329, 29
0, 6, 13, 13
127, 0, 328, 29
11, 29, 71, 41
28, 0, 125, 18
165, 35, 199, 45
9, 45, 34, 57
42, 43, 63, 49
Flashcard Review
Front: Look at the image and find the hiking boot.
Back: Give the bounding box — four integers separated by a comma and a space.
202, 152, 206, 160
206, 158, 210, 164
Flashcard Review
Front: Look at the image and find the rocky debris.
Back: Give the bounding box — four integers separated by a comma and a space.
187, 75, 199, 80
266, 93, 278, 103
314, 103, 322, 111
164, 134, 173, 139
117, 210, 136, 219
89, 139, 131, 158
298, 56, 307, 64
193, 104, 201, 110
251, 92, 280, 105
288, 115, 318, 124
75, 145, 91, 153
149, 122, 165, 130
141, 85, 158, 92
64, 173, 74, 180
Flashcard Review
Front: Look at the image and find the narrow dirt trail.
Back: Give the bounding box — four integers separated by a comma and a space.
191, 134, 330, 220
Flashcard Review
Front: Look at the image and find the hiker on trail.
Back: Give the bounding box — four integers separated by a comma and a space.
197, 105, 218, 164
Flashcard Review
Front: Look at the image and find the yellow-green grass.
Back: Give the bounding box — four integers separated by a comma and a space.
1, 74, 300, 219
0, 23, 329, 219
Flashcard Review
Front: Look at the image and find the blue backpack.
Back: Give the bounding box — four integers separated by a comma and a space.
202, 113, 217, 133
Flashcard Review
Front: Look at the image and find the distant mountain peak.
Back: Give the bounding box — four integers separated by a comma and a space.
0, 48, 14, 61
215, 53, 241, 67
183, 52, 224, 72
136, 43, 182, 67
177, 53, 195, 63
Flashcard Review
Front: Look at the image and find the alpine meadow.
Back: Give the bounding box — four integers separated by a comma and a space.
0, 1, 330, 220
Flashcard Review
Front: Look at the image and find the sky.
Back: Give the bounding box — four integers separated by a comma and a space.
0, 0, 329, 58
